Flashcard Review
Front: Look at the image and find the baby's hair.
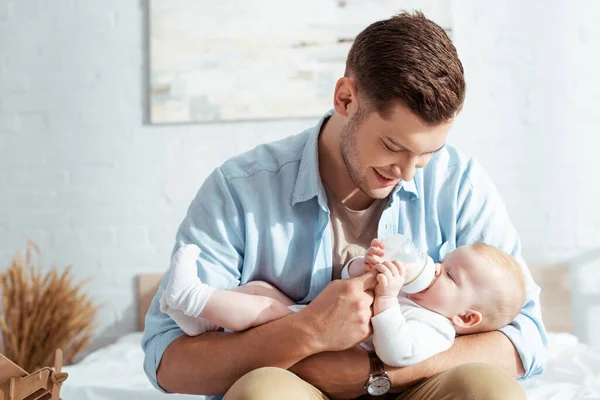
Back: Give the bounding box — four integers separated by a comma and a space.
471, 242, 526, 331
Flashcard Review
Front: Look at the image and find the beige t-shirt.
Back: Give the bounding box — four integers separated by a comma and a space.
323, 183, 387, 279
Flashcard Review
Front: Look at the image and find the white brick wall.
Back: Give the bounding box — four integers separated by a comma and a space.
1, 0, 599, 351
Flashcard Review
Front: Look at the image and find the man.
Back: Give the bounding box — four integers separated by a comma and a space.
142, 11, 546, 400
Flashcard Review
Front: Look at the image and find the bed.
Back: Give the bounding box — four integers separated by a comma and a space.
60, 265, 600, 400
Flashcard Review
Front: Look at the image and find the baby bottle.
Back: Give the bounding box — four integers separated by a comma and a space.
381, 234, 436, 294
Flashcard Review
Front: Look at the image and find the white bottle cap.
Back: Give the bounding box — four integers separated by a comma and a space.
401, 256, 436, 294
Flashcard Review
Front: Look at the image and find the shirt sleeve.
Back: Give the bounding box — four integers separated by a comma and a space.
141, 167, 245, 392
371, 302, 455, 367
455, 160, 548, 380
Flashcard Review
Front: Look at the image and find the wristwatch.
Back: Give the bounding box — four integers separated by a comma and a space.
364, 351, 392, 396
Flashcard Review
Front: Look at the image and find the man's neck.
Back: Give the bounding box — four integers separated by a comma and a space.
318, 113, 375, 210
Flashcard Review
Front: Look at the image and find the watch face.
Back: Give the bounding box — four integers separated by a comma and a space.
367, 375, 392, 396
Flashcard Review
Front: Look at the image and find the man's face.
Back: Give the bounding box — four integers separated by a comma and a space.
340, 103, 452, 199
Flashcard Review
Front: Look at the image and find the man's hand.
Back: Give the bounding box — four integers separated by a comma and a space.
297, 270, 378, 353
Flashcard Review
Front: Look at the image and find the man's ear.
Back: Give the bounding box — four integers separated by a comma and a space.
451, 310, 482, 330
333, 77, 358, 117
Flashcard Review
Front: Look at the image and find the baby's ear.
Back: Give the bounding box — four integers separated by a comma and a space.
451, 310, 482, 330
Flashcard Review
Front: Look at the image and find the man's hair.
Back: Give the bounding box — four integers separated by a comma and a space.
345, 11, 465, 124
471, 242, 527, 331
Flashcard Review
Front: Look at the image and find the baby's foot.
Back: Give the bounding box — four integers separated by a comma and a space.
163, 244, 214, 317
159, 296, 218, 335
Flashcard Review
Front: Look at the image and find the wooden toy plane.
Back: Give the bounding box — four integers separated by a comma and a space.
0, 349, 67, 400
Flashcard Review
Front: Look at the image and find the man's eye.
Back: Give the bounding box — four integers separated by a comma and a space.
383, 142, 402, 153
384, 144, 398, 152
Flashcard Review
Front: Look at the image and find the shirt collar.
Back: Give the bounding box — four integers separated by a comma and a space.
291, 109, 421, 208
392, 176, 419, 200
291, 110, 333, 210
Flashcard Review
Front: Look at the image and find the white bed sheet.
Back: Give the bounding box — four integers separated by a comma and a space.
521, 333, 600, 399
61, 332, 600, 400
61, 332, 201, 400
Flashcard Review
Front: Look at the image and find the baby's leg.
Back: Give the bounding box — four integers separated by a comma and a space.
234, 281, 306, 313
200, 281, 297, 330
202, 290, 294, 331
232, 281, 295, 306
162, 246, 294, 332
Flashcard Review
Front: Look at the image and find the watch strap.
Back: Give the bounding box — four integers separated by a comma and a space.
368, 350, 385, 377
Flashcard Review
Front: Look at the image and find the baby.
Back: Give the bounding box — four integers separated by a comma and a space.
159, 239, 526, 366
343, 239, 526, 366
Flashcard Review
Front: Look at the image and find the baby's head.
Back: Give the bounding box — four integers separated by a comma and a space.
407, 242, 526, 335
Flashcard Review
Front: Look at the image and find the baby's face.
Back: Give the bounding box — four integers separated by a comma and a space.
408, 245, 496, 319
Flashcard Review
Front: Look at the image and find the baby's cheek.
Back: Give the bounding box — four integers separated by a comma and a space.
431, 287, 448, 306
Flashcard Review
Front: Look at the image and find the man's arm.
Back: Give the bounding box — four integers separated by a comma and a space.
157, 314, 317, 394
156, 273, 377, 394
142, 167, 247, 393
454, 159, 547, 379
143, 166, 380, 395
387, 331, 523, 391
290, 330, 521, 399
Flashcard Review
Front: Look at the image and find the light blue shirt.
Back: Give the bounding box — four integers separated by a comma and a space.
142, 110, 547, 399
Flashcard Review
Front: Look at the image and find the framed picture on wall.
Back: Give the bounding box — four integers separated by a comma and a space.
149, 0, 451, 124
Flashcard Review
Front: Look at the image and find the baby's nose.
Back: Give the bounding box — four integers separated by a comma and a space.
435, 263, 442, 276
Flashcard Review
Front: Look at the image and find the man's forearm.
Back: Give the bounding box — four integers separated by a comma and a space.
157, 313, 318, 395
290, 346, 371, 399
290, 330, 524, 399
387, 330, 524, 391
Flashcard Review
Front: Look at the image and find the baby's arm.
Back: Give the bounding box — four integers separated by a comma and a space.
343, 239, 386, 278
371, 302, 455, 367
370, 259, 454, 367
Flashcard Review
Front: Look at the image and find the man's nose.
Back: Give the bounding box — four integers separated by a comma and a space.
396, 154, 418, 181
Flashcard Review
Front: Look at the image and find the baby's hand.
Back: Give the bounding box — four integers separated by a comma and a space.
364, 238, 385, 273
374, 261, 406, 299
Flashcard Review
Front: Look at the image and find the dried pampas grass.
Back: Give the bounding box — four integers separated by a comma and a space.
0, 240, 100, 371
